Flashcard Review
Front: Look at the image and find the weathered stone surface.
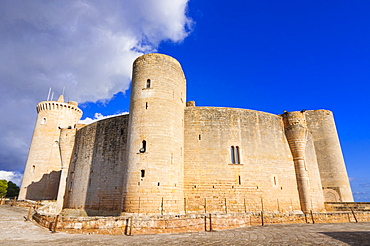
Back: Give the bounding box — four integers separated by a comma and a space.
20, 53, 354, 226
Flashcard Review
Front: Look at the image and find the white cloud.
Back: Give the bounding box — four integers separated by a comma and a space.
79, 112, 129, 125
0, 0, 192, 173
0, 171, 23, 186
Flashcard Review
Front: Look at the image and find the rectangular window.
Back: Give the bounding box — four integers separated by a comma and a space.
236, 146, 240, 164
230, 146, 241, 164
230, 146, 235, 164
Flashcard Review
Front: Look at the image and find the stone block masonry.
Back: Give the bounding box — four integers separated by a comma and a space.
20, 53, 355, 226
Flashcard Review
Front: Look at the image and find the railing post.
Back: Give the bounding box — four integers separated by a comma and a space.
310, 210, 315, 224
351, 208, 358, 223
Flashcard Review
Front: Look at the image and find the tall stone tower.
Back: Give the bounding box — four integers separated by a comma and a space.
305, 110, 353, 202
123, 53, 186, 214
19, 95, 82, 201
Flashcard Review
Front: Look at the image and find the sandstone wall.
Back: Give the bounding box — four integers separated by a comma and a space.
184, 107, 303, 213
63, 114, 129, 216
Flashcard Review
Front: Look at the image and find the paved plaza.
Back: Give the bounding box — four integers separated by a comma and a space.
1, 205, 370, 245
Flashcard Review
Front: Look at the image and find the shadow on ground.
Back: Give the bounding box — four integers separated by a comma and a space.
320, 231, 370, 246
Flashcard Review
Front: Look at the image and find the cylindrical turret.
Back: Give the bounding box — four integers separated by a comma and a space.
19, 95, 82, 200
123, 53, 186, 214
283, 111, 312, 213
305, 110, 353, 202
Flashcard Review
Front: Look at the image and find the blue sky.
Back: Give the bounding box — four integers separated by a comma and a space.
0, 1, 369, 201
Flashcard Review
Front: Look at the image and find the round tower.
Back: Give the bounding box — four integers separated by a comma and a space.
123, 53, 186, 214
19, 95, 82, 201
305, 110, 353, 202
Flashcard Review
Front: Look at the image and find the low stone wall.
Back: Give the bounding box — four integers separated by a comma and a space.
32, 211, 370, 235
325, 202, 370, 212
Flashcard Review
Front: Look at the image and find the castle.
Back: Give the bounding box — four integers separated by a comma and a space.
19, 53, 353, 216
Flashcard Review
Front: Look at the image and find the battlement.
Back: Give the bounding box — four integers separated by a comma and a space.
36, 101, 82, 115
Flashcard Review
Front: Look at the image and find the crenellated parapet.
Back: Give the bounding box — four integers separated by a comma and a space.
36, 101, 82, 115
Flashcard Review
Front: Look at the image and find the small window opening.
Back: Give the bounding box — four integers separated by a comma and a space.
274, 176, 277, 185
32, 165, 35, 173
235, 146, 240, 164
158, 182, 160, 186
230, 146, 235, 163
238, 175, 241, 185
199, 134, 201, 140
41, 117, 47, 125
140, 140, 146, 153
68, 126, 72, 129
146, 102, 148, 109
146, 79, 151, 88
141, 170, 145, 178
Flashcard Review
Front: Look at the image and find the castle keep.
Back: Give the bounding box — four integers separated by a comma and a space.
19, 53, 353, 216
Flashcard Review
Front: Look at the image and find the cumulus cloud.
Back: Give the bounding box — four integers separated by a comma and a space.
0, 0, 192, 173
0, 171, 23, 186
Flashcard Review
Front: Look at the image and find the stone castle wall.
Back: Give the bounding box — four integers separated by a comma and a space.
183, 106, 325, 213
21, 53, 353, 219
63, 114, 129, 216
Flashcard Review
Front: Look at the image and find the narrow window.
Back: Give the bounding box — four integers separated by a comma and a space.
141, 170, 145, 178
235, 146, 240, 164
146, 79, 151, 88
199, 134, 201, 140
140, 140, 146, 153
274, 176, 277, 185
32, 165, 35, 173
230, 146, 235, 164
158, 182, 160, 186
146, 102, 148, 109
238, 175, 241, 185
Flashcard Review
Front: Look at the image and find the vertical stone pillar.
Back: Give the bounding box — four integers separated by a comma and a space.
283, 111, 312, 213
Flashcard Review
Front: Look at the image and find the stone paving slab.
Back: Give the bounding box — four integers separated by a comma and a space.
1, 205, 370, 245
